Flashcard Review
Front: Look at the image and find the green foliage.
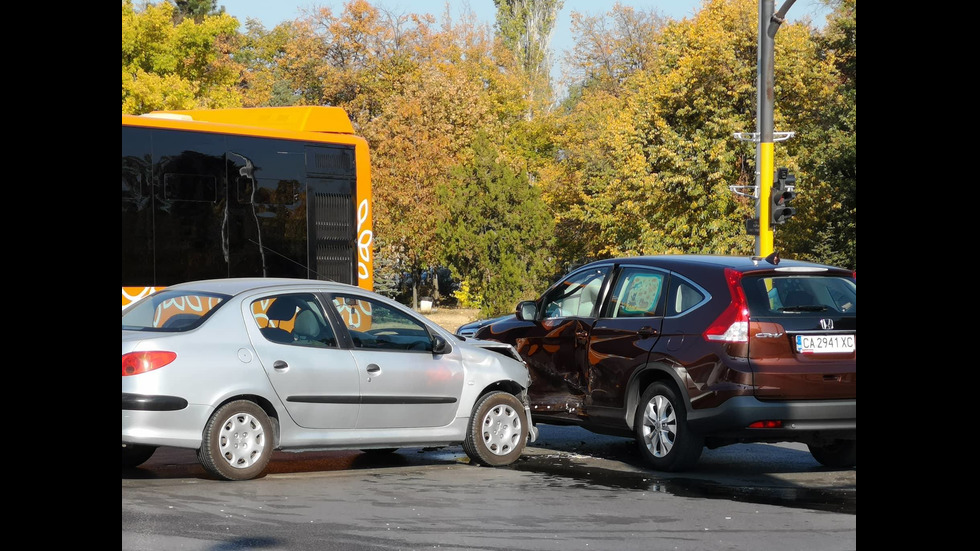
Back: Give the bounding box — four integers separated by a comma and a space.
122, 0, 243, 114
494, 0, 564, 106
174, 0, 217, 21
777, 0, 856, 269
437, 132, 555, 317
541, 0, 855, 269
452, 280, 484, 310
122, 0, 856, 302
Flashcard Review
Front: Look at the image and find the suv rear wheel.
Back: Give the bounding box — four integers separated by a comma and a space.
808, 439, 856, 468
634, 382, 703, 472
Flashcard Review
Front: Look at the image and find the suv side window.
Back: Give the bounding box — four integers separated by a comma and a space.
541, 267, 609, 319
603, 267, 666, 318
665, 276, 705, 317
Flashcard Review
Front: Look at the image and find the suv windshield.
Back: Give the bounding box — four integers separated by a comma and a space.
742, 275, 856, 315
121, 290, 230, 332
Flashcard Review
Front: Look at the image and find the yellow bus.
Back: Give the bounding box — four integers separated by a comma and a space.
122, 106, 374, 309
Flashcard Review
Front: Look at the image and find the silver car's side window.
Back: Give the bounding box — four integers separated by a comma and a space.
332, 295, 434, 352
252, 293, 337, 348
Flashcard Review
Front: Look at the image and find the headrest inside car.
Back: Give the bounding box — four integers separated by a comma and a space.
267, 297, 304, 321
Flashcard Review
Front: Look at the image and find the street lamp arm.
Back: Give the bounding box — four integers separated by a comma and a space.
768, 0, 797, 37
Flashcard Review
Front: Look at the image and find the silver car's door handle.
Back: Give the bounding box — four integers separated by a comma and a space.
273, 360, 288, 369
366, 364, 381, 374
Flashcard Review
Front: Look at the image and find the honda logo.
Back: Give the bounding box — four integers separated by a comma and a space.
819, 319, 834, 330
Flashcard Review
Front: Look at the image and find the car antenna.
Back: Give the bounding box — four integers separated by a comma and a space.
750, 251, 780, 266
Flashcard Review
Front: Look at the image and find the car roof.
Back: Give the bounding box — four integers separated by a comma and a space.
165, 277, 362, 296
579, 254, 851, 275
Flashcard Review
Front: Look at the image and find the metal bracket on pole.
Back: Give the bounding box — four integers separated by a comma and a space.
733, 131, 796, 142
728, 185, 758, 198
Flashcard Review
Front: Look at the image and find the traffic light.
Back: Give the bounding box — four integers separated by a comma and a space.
770, 167, 797, 225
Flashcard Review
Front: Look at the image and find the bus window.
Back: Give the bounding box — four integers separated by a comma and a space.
121, 107, 375, 309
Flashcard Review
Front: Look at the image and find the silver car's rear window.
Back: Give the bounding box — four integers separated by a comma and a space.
121, 290, 230, 332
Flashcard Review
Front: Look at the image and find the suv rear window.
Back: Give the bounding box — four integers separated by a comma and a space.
742, 275, 856, 315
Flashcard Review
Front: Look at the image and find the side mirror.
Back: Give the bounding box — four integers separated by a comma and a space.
516, 301, 537, 321
432, 335, 452, 355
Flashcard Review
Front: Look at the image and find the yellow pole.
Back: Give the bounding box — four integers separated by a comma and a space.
759, 142, 774, 256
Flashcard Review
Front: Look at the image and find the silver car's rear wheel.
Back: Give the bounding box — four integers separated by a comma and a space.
198, 400, 273, 481
463, 391, 528, 466
634, 382, 702, 472
122, 444, 156, 468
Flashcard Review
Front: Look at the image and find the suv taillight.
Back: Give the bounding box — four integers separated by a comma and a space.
122, 351, 176, 376
702, 268, 749, 343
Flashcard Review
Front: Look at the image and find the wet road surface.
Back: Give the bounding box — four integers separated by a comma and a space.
123, 425, 855, 550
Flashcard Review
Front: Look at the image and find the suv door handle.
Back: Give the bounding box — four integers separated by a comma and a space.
637, 326, 658, 338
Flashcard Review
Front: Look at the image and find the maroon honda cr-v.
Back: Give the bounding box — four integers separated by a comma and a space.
471, 254, 856, 472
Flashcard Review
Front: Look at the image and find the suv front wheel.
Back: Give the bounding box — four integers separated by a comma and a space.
634, 382, 703, 472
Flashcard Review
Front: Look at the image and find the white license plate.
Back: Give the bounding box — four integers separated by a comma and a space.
795, 334, 855, 354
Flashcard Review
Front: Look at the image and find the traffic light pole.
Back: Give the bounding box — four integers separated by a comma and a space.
755, 0, 794, 256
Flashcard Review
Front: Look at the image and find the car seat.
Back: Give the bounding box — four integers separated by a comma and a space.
784, 290, 816, 307
292, 309, 323, 345
578, 280, 601, 317
262, 296, 304, 343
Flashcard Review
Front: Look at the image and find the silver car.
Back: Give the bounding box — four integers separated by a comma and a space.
122, 278, 537, 481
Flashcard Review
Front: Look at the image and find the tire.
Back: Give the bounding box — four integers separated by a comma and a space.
122, 444, 156, 468
808, 439, 856, 468
634, 382, 703, 472
463, 391, 528, 467
197, 400, 274, 481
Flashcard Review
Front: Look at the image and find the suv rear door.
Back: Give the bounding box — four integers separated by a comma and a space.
741, 270, 856, 400
585, 265, 668, 411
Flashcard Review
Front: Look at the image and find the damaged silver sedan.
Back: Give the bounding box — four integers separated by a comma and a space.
122, 277, 536, 480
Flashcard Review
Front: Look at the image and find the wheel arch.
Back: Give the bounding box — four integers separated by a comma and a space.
210, 394, 283, 449
624, 362, 691, 432
476, 379, 526, 401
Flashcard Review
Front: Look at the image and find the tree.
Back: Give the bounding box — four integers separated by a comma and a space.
494, 0, 563, 111
174, 0, 217, 21
779, 0, 856, 269
122, 0, 243, 113
561, 3, 664, 92
542, 0, 763, 267
437, 132, 554, 317
234, 19, 304, 107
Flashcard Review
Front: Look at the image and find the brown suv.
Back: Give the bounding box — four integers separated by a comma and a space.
469, 254, 856, 471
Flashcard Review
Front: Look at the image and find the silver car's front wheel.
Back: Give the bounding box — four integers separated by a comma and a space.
633, 382, 703, 472
463, 391, 528, 466
198, 400, 274, 481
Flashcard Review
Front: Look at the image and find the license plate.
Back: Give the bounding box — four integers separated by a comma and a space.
796, 334, 855, 354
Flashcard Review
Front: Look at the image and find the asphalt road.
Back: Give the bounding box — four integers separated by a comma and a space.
123, 425, 855, 551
